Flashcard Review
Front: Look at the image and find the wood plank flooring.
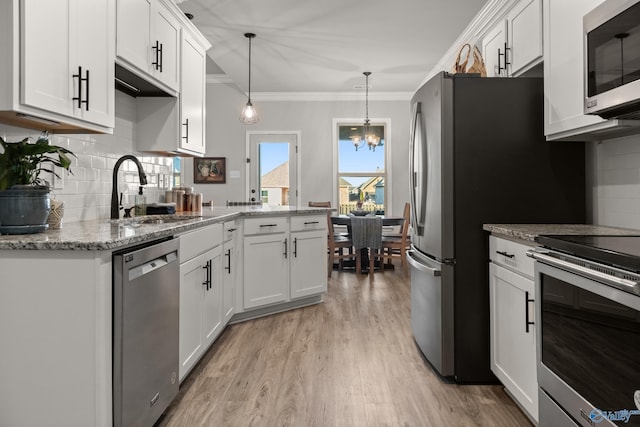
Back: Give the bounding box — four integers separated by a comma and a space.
158, 266, 533, 427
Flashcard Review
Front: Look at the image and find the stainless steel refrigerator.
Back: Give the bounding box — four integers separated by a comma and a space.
408, 72, 585, 383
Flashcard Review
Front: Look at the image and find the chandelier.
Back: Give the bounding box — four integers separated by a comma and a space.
239, 33, 259, 125
352, 71, 383, 151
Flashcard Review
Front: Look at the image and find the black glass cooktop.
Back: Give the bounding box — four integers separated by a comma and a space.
538, 235, 640, 273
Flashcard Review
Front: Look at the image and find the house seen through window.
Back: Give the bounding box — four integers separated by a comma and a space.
337, 123, 386, 214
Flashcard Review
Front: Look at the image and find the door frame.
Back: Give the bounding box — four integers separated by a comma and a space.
245, 130, 302, 207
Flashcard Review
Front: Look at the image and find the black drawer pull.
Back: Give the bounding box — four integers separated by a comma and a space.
304, 221, 319, 225
496, 250, 515, 259
259, 224, 278, 228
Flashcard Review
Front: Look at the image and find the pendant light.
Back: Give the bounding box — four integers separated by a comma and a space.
240, 32, 259, 124
353, 71, 382, 151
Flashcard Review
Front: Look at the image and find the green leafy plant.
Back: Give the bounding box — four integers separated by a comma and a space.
0, 132, 75, 191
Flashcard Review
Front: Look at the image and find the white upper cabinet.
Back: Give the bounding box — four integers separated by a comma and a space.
543, 0, 610, 141
179, 28, 208, 156
0, 0, 114, 133
482, 0, 542, 77
116, 0, 180, 94
507, 0, 542, 75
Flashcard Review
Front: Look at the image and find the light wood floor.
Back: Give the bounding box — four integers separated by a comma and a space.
158, 265, 534, 427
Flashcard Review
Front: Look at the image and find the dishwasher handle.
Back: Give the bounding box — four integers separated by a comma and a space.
128, 250, 178, 281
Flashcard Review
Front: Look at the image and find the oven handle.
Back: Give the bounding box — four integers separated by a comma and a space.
527, 250, 640, 295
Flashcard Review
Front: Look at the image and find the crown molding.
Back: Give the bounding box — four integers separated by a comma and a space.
250, 92, 413, 102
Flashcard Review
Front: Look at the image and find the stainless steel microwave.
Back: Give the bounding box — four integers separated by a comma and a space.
584, 0, 640, 119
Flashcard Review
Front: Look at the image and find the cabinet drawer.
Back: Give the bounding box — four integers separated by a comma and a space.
290, 215, 326, 232
244, 216, 288, 235
223, 220, 239, 242
489, 235, 535, 278
180, 223, 223, 261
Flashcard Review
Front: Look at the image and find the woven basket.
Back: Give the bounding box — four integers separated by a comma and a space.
47, 200, 64, 229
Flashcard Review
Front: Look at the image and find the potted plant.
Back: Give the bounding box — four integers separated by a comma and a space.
0, 132, 74, 234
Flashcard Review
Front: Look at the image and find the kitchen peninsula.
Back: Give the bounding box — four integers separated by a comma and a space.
0, 206, 328, 427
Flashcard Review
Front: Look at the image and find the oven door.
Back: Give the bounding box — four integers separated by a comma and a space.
534, 259, 640, 427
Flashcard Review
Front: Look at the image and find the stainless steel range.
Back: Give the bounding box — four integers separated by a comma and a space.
530, 235, 640, 427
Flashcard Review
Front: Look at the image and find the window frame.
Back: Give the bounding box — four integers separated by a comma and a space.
332, 118, 392, 215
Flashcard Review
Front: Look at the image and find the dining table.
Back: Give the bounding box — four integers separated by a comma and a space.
331, 214, 405, 273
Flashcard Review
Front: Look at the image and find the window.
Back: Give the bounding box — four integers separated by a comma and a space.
336, 121, 387, 215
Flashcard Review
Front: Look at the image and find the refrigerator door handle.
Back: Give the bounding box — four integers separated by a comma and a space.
407, 250, 441, 276
409, 101, 427, 236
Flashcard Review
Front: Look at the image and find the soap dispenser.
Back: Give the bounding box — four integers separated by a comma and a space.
135, 186, 146, 216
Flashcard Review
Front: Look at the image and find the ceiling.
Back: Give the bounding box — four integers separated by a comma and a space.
176, 0, 489, 95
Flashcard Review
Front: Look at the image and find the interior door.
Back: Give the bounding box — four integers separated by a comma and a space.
248, 133, 298, 207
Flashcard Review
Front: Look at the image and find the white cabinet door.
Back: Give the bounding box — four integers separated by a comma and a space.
543, 0, 606, 139
153, 1, 180, 91
222, 225, 241, 324
116, 0, 152, 74
20, 0, 114, 128
290, 229, 327, 299
180, 30, 207, 155
202, 245, 223, 348
178, 250, 206, 381
178, 245, 222, 381
21, 0, 72, 117
490, 262, 538, 422
482, 22, 507, 77
244, 233, 289, 309
72, 0, 114, 127
507, 0, 542, 76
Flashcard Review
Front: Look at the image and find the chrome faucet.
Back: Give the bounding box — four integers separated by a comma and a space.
111, 155, 148, 219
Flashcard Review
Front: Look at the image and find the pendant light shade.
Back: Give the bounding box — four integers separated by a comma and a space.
240, 33, 259, 125
354, 72, 383, 151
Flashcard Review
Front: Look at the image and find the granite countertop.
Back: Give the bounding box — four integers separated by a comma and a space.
483, 223, 640, 242
0, 205, 329, 251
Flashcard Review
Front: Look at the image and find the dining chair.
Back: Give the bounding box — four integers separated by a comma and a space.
351, 215, 382, 276
327, 211, 355, 277
381, 202, 411, 275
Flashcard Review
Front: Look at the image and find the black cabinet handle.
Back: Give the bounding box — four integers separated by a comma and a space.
259, 224, 278, 228
152, 41, 160, 70
202, 261, 210, 290
72, 66, 89, 110
158, 42, 163, 72
304, 221, 319, 225
182, 118, 189, 141
225, 249, 231, 274
496, 250, 515, 259
498, 48, 505, 74
227, 228, 237, 233
525, 291, 535, 333
283, 238, 288, 259
504, 42, 511, 70
293, 237, 298, 258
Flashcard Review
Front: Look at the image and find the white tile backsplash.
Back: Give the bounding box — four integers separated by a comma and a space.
593, 135, 640, 230
0, 92, 176, 224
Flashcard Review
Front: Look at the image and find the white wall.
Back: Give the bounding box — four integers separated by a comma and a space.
192, 82, 412, 216
0, 92, 174, 223
591, 135, 640, 230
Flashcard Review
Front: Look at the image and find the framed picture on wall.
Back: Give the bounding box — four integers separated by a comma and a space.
194, 157, 226, 184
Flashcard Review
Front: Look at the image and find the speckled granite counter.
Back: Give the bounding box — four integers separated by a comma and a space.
0, 205, 329, 251
483, 223, 640, 243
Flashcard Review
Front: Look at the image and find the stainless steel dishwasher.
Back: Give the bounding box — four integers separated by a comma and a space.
113, 237, 180, 427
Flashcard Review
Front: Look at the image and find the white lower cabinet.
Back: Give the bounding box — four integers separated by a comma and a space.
178, 224, 223, 381
290, 218, 328, 299
243, 214, 327, 310
489, 236, 538, 422
244, 231, 289, 309
222, 220, 241, 324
